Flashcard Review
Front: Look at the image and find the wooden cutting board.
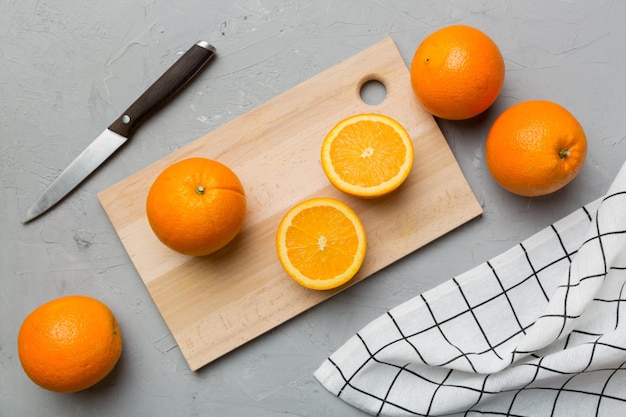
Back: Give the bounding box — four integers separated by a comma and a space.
98, 37, 483, 371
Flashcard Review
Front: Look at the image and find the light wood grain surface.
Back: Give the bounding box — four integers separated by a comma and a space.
98, 37, 482, 371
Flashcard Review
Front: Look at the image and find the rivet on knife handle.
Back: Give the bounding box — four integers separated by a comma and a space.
108, 41, 216, 138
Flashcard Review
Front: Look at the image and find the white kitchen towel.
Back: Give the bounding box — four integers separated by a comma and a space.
315, 161, 626, 417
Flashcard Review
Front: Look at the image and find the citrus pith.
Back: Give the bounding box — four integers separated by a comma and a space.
276, 198, 367, 290
321, 113, 414, 198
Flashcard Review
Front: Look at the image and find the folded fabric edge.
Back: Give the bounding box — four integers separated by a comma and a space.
313, 161, 626, 416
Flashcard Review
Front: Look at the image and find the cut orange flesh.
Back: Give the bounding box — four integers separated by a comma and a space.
276, 198, 367, 290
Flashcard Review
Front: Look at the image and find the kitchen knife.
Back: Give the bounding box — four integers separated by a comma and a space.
22, 40, 216, 224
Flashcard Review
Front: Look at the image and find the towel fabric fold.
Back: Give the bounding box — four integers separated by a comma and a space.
315, 161, 626, 417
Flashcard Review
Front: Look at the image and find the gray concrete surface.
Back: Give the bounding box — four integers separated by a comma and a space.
2, 1, 626, 415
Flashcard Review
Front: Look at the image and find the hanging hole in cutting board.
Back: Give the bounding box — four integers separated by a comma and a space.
359, 78, 387, 106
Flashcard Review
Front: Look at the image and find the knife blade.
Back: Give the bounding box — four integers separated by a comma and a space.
22, 40, 216, 224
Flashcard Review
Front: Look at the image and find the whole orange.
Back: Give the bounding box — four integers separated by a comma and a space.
410, 25, 505, 120
17, 295, 123, 393
485, 100, 587, 197
146, 157, 247, 256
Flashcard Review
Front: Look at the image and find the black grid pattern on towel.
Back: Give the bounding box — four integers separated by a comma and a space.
316, 185, 626, 417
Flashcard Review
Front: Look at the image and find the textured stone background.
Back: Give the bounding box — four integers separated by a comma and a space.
2, 1, 625, 415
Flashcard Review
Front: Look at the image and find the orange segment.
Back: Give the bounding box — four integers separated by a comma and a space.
321, 113, 414, 198
276, 198, 367, 290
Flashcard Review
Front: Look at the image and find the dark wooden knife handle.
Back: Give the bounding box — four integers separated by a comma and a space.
108, 41, 216, 138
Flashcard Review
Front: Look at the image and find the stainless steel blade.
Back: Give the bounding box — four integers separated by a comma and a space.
21, 40, 216, 224
22, 130, 127, 223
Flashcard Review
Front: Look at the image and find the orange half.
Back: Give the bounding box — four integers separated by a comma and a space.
276, 198, 367, 290
321, 113, 414, 198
